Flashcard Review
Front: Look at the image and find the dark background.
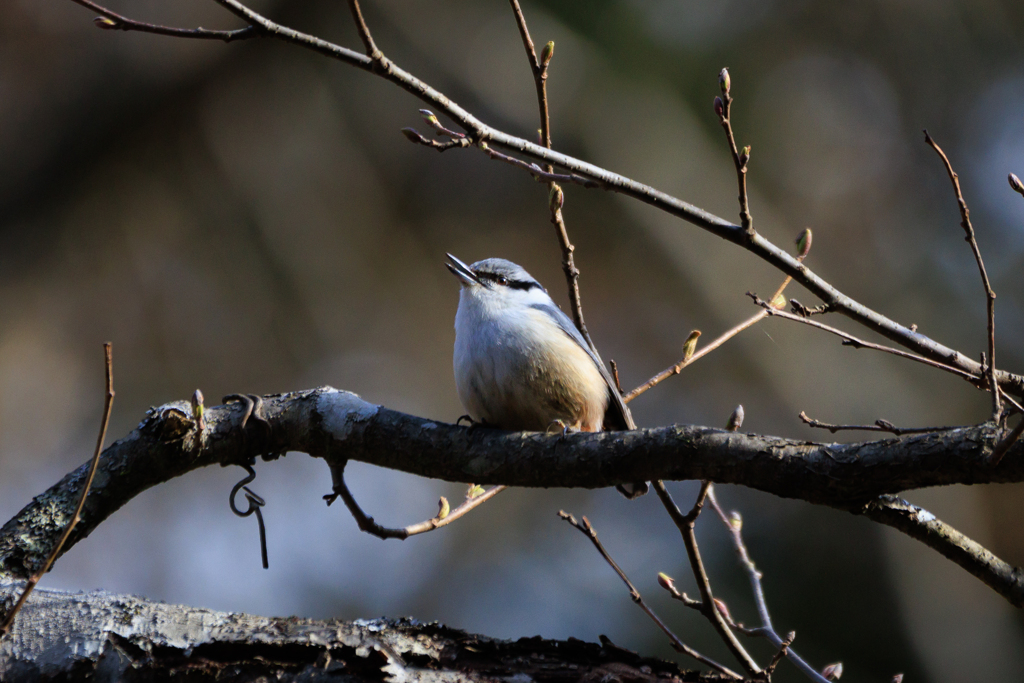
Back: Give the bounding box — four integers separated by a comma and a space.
2, 1, 1024, 681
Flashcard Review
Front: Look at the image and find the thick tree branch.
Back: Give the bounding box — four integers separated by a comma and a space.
1, 388, 1022, 606
1, 584, 733, 682
70, 0, 1024, 398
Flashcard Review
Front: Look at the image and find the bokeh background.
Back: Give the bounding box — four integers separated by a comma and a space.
3, 1, 1024, 680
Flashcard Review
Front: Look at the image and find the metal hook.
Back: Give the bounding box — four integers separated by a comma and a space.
229, 463, 269, 569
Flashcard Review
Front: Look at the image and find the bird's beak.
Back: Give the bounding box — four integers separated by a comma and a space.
446, 253, 480, 286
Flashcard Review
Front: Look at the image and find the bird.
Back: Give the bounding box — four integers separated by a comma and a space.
446, 254, 646, 497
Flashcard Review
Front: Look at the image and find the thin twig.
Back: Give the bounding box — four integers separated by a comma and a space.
798, 412, 969, 436
479, 143, 599, 187
626, 267, 796, 403
0, 343, 115, 637
557, 511, 743, 680
706, 489, 831, 683
346, 0, 382, 60
749, 293, 984, 384
651, 481, 761, 676
71, 0, 255, 41
715, 69, 752, 234
924, 131, 1000, 420
401, 127, 470, 152
506, 1, 595, 353
327, 463, 505, 540
74, 0, 1024, 398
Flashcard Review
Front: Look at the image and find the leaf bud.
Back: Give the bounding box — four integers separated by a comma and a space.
719, 68, 731, 95
1010, 173, 1024, 196
541, 41, 555, 67
713, 598, 732, 622
549, 185, 564, 212
730, 510, 742, 530
94, 16, 118, 29
726, 405, 744, 431
770, 293, 787, 310
437, 496, 450, 520
401, 128, 424, 143
467, 484, 485, 499
739, 145, 751, 167
657, 572, 676, 592
821, 662, 843, 680
796, 228, 813, 258
714, 96, 725, 118
682, 330, 701, 363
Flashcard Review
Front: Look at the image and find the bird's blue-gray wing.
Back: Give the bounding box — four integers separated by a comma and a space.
529, 302, 635, 430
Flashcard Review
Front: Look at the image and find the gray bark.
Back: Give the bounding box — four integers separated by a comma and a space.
0, 582, 730, 682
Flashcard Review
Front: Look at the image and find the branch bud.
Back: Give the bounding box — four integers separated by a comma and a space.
437, 496, 450, 520
191, 389, 204, 414
419, 109, 439, 125
713, 598, 732, 622
401, 127, 425, 143
821, 662, 843, 680
719, 68, 731, 96
94, 16, 119, 29
682, 330, 701, 363
541, 41, 555, 68
549, 185, 564, 212
730, 510, 742, 530
657, 572, 676, 592
770, 293, 786, 310
739, 145, 751, 167
467, 484, 485, 499
726, 405, 744, 431
1010, 173, 1024, 196
796, 228, 813, 259
714, 96, 725, 119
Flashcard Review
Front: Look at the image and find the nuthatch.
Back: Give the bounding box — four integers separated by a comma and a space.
446, 254, 646, 496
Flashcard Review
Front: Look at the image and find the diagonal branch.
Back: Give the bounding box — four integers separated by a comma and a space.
652, 481, 760, 676
69, 0, 1024, 399
924, 131, 1000, 420
70, 0, 255, 41
507, 0, 596, 355
0, 343, 115, 638
706, 490, 831, 683
326, 460, 505, 540
558, 511, 743, 680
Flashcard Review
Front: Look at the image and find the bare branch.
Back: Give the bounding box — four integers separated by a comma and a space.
627, 249, 802, 403
67, 0, 1024, 399
714, 69, 752, 233
346, 0, 382, 60
706, 489, 831, 683
326, 461, 505, 540
558, 511, 743, 680
799, 412, 969, 436
71, 0, 255, 41
749, 293, 984, 384
1, 343, 115, 637
924, 131, 1000, 419
651, 481, 760, 676
856, 495, 1024, 607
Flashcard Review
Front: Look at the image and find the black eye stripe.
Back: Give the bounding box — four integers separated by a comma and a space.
474, 271, 540, 291
507, 280, 539, 291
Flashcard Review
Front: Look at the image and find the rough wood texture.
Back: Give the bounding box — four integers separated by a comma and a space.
0, 386, 1020, 582
0, 583, 731, 682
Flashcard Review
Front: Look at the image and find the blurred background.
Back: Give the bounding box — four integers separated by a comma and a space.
3, 0, 1024, 680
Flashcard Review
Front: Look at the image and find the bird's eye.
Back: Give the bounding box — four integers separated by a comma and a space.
497, 276, 508, 286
